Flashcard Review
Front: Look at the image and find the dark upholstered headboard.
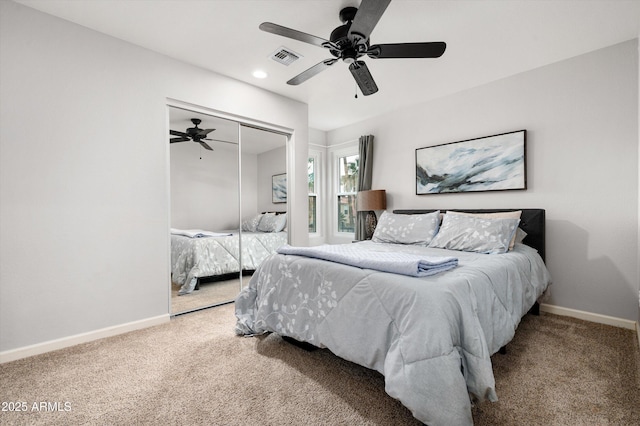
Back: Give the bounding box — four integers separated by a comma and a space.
392, 209, 546, 261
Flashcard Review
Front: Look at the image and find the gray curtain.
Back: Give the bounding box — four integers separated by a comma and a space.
355, 134, 374, 241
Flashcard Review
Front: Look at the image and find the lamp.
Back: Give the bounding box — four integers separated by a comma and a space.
356, 189, 387, 240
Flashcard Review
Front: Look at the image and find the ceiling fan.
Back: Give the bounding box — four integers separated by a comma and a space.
259, 0, 446, 96
170, 118, 216, 150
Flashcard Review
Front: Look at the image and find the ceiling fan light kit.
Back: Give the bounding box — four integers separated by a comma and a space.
350, 60, 378, 95
259, 0, 446, 96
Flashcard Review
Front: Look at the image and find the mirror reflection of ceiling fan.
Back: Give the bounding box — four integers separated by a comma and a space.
170, 118, 218, 151
259, 0, 446, 96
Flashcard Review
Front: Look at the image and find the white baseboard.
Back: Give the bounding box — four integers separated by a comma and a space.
0, 314, 170, 364
540, 303, 637, 330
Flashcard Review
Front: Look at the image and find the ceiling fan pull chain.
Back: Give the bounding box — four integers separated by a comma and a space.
355, 83, 358, 99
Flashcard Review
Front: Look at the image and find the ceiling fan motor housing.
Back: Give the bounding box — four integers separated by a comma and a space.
186, 118, 203, 138
329, 11, 369, 63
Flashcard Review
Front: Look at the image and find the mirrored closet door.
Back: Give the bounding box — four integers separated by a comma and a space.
238, 125, 289, 291
168, 106, 289, 315
169, 107, 241, 314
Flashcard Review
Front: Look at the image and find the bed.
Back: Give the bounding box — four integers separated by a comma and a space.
171, 212, 288, 295
235, 209, 551, 425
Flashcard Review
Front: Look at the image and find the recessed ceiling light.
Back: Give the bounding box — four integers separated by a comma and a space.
253, 70, 268, 79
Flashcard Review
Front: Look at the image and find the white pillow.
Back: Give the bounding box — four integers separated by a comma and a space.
428, 214, 520, 254
372, 211, 440, 246
514, 227, 527, 245
446, 210, 522, 250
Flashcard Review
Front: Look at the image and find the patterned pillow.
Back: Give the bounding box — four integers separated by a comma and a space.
428, 214, 520, 254
241, 214, 263, 232
257, 213, 287, 232
372, 211, 440, 246
446, 210, 522, 250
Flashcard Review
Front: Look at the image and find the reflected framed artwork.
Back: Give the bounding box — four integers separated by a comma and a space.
416, 130, 526, 194
272, 173, 287, 203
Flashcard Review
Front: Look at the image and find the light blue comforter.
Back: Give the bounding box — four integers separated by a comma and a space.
235, 241, 551, 425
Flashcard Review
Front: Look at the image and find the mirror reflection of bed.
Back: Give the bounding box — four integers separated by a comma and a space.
168, 105, 288, 315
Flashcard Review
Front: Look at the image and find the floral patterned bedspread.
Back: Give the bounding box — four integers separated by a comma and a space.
235, 241, 551, 426
171, 231, 287, 294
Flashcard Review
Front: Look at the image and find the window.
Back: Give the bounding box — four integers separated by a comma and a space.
308, 156, 317, 233
327, 142, 359, 240
308, 148, 323, 236
337, 153, 359, 233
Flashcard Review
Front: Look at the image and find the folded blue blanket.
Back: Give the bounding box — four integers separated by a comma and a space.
277, 244, 458, 277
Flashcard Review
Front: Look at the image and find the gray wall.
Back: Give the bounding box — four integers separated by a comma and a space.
0, 1, 308, 353
170, 141, 241, 231
327, 40, 639, 322
170, 141, 260, 231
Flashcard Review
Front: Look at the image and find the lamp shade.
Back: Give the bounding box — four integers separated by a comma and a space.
356, 189, 386, 211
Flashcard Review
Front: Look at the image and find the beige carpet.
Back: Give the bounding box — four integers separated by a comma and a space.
1, 305, 638, 425
171, 279, 242, 314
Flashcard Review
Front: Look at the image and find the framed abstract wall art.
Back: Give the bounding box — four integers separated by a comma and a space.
416, 130, 526, 194
272, 173, 287, 203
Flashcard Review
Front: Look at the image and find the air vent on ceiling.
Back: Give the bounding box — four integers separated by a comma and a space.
269, 46, 303, 66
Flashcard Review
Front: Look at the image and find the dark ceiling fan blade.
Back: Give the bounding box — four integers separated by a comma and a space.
349, 61, 378, 96
348, 0, 391, 42
259, 22, 336, 49
199, 141, 213, 151
287, 58, 338, 85
203, 138, 238, 145
170, 129, 190, 138
170, 137, 190, 143
196, 128, 215, 137
367, 42, 446, 59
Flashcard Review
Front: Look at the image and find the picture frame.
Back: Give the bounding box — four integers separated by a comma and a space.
416, 130, 526, 194
272, 173, 287, 204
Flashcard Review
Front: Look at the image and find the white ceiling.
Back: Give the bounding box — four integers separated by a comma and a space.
15, 0, 640, 131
